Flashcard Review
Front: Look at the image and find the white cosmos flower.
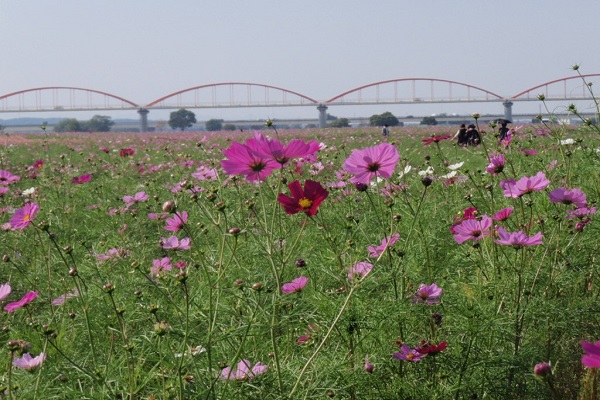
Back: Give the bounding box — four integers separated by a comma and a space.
418, 166, 434, 176
22, 187, 36, 197
398, 165, 412, 179
560, 138, 575, 145
441, 171, 457, 179
448, 162, 464, 170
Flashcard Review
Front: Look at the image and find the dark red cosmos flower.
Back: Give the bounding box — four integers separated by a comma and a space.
119, 148, 135, 157
416, 340, 447, 355
277, 180, 329, 216
421, 134, 452, 146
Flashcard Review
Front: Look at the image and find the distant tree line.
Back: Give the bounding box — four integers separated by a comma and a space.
54, 115, 114, 132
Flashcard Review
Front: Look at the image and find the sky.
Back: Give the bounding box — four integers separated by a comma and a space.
1, 0, 599, 122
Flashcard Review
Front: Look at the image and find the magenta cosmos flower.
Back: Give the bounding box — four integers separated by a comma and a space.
343, 143, 399, 184
368, 233, 400, 258
0, 170, 20, 185
246, 131, 320, 167
277, 180, 329, 216
72, 173, 91, 184
281, 276, 308, 294
548, 187, 587, 208
160, 236, 191, 250
347, 261, 374, 280
13, 353, 46, 372
0, 283, 11, 300
221, 141, 278, 182
452, 215, 493, 244
500, 172, 550, 198
581, 341, 600, 368
119, 148, 135, 157
4, 291, 38, 313
412, 283, 443, 305
218, 359, 268, 380
485, 153, 505, 175
9, 202, 39, 230
392, 345, 427, 362
164, 211, 188, 232
492, 207, 514, 221
494, 227, 542, 249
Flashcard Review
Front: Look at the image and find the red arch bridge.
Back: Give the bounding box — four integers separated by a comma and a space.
0, 75, 598, 131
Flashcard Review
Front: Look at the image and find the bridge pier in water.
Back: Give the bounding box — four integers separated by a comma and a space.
138, 108, 149, 132
317, 104, 328, 128
503, 100, 513, 122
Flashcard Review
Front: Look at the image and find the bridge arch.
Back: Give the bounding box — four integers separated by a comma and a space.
146, 82, 319, 109
512, 74, 600, 100
0, 86, 139, 112
325, 78, 504, 105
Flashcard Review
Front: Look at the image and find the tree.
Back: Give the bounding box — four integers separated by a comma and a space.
369, 111, 399, 127
205, 119, 224, 131
54, 118, 82, 132
420, 116, 438, 126
329, 118, 350, 128
82, 115, 114, 132
168, 108, 197, 131
223, 123, 237, 131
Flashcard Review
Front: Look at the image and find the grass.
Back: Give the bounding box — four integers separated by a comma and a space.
0, 119, 599, 399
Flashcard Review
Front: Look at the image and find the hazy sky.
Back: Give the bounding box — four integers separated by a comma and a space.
1, 0, 599, 121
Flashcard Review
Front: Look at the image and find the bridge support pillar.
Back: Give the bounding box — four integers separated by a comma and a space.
503, 100, 513, 122
138, 108, 149, 132
317, 104, 328, 128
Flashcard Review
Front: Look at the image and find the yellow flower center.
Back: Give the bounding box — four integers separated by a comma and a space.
298, 197, 313, 209
23, 215, 30, 221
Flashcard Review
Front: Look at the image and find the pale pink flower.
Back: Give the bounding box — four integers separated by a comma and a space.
452, 216, 493, 244
218, 359, 268, 380
123, 191, 149, 205
368, 233, 400, 258
347, 261, 374, 280
548, 187, 587, 208
412, 283, 443, 305
13, 353, 46, 372
500, 172, 550, 198
0, 170, 20, 185
164, 211, 188, 232
151, 257, 173, 275
393, 345, 427, 362
160, 236, 191, 250
343, 143, 399, 184
52, 288, 79, 306
0, 283, 11, 300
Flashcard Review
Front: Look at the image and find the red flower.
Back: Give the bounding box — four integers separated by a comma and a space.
119, 148, 135, 157
416, 340, 447, 355
277, 180, 328, 216
422, 134, 452, 146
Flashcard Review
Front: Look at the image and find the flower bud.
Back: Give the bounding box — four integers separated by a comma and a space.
533, 362, 552, 377
162, 201, 176, 213
295, 258, 306, 268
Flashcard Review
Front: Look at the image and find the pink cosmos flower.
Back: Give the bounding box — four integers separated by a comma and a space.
520, 148, 538, 156
72, 173, 91, 184
368, 233, 400, 258
421, 134, 452, 146
581, 341, 600, 368
0, 187, 9, 197
4, 291, 38, 312
148, 212, 169, 220
0, 170, 20, 185
123, 191, 149, 205
485, 153, 505, 175
13, 353, 46, 372
0, 283, 11, 300
277, 180, 329, 216
392, 345, 427, 362
566, 206, 597, 219
164, 211, 188, 232
548, 187, 587, 208
493, 207, 514, 221
191, 165, 218, 181
160, 236, 191, 250
151, 257, 173, 275
218, 359, 268, 380
347, 261, 374, 280
246, 131, 320, 167
281, 276, 308, 294
412, 283, 443, 305
9, 202, 39, 230
343, 143, 399, 184
500, 172, 550, 198
221, 141, 278, 182
32, 159, 44, 170
450, 207, 478, 234
452, 216, 493, 244
494, 227, 542, 249
52, 288, 79, 306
